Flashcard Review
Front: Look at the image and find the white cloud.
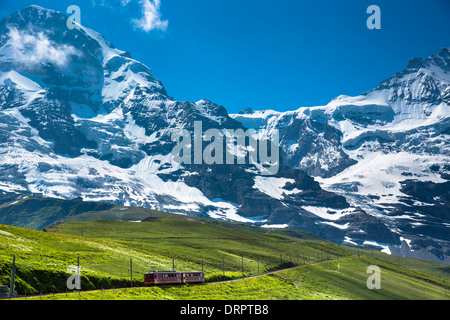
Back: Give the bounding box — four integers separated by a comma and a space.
2, 28, 80, 67
132, 0, 168, 32
92, 0, 131, 7
92, 0, 169, 33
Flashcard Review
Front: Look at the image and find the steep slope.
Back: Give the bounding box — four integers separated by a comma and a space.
0, 6, 361, 239
0, 219, 350, 295
0, 6, 448, 265
0, 5, 247, 214
2, 220, 449, 300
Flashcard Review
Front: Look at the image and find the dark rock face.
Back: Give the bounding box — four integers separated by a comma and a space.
399, 180, 450, 221
278, 113, 357, 178
179, 163, 349, 219
20, 91, 98, 156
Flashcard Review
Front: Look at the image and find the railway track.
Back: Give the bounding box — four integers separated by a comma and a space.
197, 256, 356, 285
4, 256, 355, 299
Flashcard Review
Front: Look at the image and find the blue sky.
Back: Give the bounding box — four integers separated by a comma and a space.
1, 0, 449, 113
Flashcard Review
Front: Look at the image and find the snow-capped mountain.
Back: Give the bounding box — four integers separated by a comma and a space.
0, 6, 448, 264
0, 5, 347, 220
232, 48, 450, 263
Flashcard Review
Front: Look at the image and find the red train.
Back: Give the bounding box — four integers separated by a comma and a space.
144, 271, 205, 286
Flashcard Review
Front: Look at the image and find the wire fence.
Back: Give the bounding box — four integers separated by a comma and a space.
0, 249, 345, 298
1, 250, 449, 300
3, 243, 448, 299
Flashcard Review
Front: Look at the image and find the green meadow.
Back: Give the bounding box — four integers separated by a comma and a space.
1, 207, 449, 300
19, 256, 450, 300
0, 217, 348, 296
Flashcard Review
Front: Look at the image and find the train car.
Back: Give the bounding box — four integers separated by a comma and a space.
144, 270, 205, 286
144, 271, 182, 286
181, 271, 205, 284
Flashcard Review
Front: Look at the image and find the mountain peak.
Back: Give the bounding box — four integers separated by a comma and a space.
428, 47, 450, 72
439, 47, 450, 56
406, 57, 427, 70
12, 4, 62, 21
405, 48, 450, 72
27, 4, 54, 11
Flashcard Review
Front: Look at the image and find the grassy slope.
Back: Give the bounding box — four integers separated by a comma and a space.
21, 256, 450, 300
0, 218, 348, 296
0, 194, 114, 230
0, 193, 323, 242
2, 217, 450, 300
345, 246, 450, 281
49, 219, 349, 272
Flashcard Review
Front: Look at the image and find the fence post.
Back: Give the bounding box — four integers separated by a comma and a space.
130, 258, 133, 288
257, 256, 259, 275
444, 280, 447, 296
9, 255, 16, 298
